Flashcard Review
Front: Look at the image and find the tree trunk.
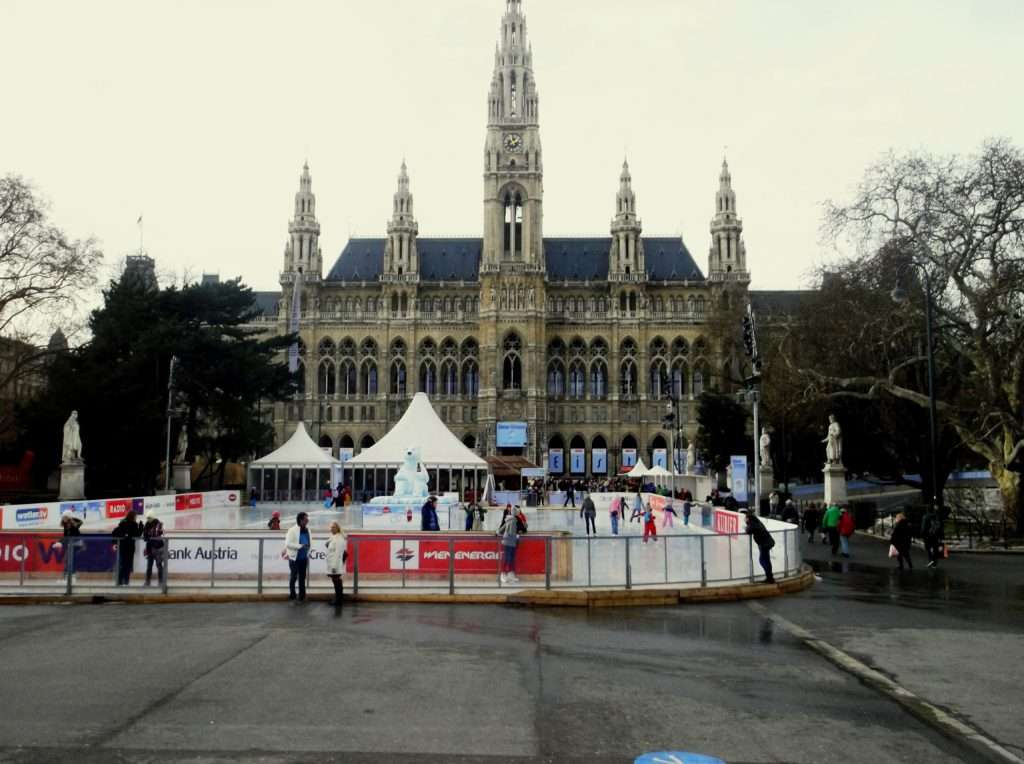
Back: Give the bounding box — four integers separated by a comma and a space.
990, 463, 1020, 534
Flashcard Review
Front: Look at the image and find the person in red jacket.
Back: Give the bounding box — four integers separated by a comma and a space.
837, 505, 856, 558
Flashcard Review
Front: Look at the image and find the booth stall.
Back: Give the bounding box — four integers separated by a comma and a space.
249, 423, 342, 502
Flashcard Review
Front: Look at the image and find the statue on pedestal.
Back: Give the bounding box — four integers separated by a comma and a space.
823, 414, 843, 465
61, 411, 82, 463
175, 427, 189, 463
759, 427, 772, 468
687, 441, 696, 474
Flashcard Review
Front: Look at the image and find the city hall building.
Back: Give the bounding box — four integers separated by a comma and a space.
253, 0, 754, 491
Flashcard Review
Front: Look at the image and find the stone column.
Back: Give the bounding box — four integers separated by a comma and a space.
823, 462, 848, 505
58, 462, 85, 501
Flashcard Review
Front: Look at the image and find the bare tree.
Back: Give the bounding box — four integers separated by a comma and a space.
785, 140, 1024, 527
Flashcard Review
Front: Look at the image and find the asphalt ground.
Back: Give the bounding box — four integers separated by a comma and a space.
0, 533, 1020, 764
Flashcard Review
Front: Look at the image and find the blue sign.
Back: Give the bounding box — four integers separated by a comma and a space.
653, 448, 668, 469
635, 754, 724, 764
570, 448, 586, 474
496, 422, 528, 448
548, 449, 564, 473
730, 454, 748, 503
592, 449, 607, 474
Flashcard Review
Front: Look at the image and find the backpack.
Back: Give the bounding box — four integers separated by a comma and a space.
838, 511, 855, 537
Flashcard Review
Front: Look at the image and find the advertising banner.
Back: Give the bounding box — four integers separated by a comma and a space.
730, 455, 748, 503
0, 532, 116, 573
591, 449, 607, 474
653, 449, 668, 469
346, 534, 547, 575
622, 449, 637, 468
496, 422, 529, 448
338, 448, 354, 464
521, 468, 546, 479
570, 448, 586, 474
548, 449, 564, 474
713, 508, 742, 535
2, 490, 240, 530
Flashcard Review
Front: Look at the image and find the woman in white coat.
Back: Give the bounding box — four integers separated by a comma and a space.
325, 521, 347, 606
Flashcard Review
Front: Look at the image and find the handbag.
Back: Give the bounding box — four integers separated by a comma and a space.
888, 544, 898, 558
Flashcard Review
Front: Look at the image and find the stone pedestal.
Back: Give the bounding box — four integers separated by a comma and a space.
823, 462, 848, 505
58, 461, 85, 501
759, 465, 775, 498
172, 462, 192, 492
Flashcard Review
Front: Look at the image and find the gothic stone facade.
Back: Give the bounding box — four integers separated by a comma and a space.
255, 0, 752, 477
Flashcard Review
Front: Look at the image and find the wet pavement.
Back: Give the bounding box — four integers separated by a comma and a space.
0, 531, 1019, 763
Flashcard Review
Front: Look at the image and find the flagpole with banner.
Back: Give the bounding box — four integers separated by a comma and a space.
287, 269, 303, 374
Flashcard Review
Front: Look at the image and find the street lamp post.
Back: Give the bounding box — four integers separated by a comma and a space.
661, 373, 684, 500
892, 263, 943, 513
164, 355, 179, 492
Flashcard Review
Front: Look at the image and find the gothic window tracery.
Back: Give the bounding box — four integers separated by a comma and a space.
502, 333, 523, 390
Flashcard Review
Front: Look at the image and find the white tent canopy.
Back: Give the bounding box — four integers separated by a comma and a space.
625, 459, 649, 478
347, 393, 488, 468
253, 422, 340, 466
645, 465, 674, 479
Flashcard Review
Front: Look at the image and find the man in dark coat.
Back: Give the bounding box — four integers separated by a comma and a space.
743, 509, 776, 584
421, 496, 440, 532
112, 510, 143, 586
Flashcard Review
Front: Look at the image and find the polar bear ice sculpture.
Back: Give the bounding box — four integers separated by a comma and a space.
369, 447, 430, 505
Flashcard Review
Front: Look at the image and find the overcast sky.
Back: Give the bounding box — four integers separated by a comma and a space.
2, 0, 1021, 298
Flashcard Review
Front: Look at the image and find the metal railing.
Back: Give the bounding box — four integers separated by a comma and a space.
0, 528, 802, 597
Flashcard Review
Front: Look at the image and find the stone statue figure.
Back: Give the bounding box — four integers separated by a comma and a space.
687, 441, 696, 474
823, 414, 843, 464
61, 411, 82, 463
175, 427, 189, 463
759, 427, 772, 468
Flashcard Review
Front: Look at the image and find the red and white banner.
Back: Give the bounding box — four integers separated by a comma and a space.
713, 508, 741, 534
346, 534, 548, 575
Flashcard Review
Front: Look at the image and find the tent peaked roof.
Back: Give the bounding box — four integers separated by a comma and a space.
625, 459, 649, 478
347, 393, 488, 468
253, 422, 340, 466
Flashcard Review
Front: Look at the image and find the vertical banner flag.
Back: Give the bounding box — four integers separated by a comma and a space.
338, 448, 354, 464
653, 449, 668, 469
287, 271, 303, 373
730, 455, 749, 503
570, 448, 586, 473
548, 449, 564, 474
591, 448, 607, 474
622, 448, 638, 468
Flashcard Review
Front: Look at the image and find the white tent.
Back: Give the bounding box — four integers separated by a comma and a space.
645, 465, 674, 479
249, 422, 341, 502
625, 459, 649, 478
344, 393, 489, 502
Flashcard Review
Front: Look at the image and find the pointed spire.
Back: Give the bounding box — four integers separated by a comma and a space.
719, 156, 731, 187
392, 159, 414, 219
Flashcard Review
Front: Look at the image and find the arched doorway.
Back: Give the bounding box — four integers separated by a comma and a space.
569, 435, 586, 475
650, 434, 668, 469
621, 434, 639, 470
318, 435, 333, 458
591, 435, 608, 475
548, 434, 565, 475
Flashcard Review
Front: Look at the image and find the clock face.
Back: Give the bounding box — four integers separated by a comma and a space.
503, 133, 524, 153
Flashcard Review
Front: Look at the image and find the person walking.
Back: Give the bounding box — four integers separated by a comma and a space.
563, 480, 576, 508
821, 502, 842, 556
142, 510, 165, 586
782, 499, 799, 525
682, 498, 692, 526
743, 509, 776, 583
249, 486, 258, 507
769, 491, 780, 517
920, 505, 944, 568
267, 511, 281, 531
609, 496, 621, 535
581, 494, 597, 536
474, 502, 487, 531
421, 496, 440, 532
890, 512, 913, 570
837, 505, 855, 558
630, 492, 643, 524
463, 502, 476, 532
802, 503, 819, 543
284, 512, 313, 601
325, 521, 346, 606
642, 501, 658, 543
58, 511, 84, 581
498, 507, 520, 584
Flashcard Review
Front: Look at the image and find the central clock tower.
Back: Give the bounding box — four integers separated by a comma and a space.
482, 0, 543, 272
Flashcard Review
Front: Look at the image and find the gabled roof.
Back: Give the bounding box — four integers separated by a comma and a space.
251, 291, 280, 318
326, 236, 705, 283
346, 393, 488, 468
253, 422, 340, 466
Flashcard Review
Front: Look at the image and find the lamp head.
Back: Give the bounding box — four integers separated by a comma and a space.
891, 285, 908, 304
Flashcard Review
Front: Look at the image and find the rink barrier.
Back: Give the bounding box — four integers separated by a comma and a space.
0, 524, 802, 597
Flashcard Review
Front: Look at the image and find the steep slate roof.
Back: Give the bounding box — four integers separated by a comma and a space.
251, 291, 280, 319
326, 236, 704, 283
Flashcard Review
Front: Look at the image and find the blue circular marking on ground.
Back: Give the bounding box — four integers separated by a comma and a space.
635, 754, 725, 764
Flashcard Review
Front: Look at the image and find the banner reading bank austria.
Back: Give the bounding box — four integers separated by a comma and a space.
348, 534, 548, 575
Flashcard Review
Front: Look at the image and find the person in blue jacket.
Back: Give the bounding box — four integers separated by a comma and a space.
421, 496, 440, 531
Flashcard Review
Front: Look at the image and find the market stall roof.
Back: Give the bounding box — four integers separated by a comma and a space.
252, 422, 340, 466
645, 465, 674, 479
485, 455, 539, 479
625, 459, 649, 478
346, 393, 489, 468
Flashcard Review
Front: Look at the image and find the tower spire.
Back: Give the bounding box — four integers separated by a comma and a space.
385, 159, 419, 279
284, 161, 322, 279
708, 156, 748, 280
610, 158, 644, 277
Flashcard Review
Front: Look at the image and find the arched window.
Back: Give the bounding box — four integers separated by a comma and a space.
502, 333, 522, 390
693, 365, 705, 397
441, 359, 458, 397
390, 360, 407, 396
649, 360, 667, 400
672, 361, 688, 398
463, 434, 477, 450
420, 360, 437, 395
462, 360, 480, 398
547, 361, 565, 398
620, 359, 638, 397
590, 360, 608, 400
318, 360, 336, 396
568, 360, 586, 400
360, 435, 375, 451
503, 190, 524, 259
361, 360, 378, 396
295, 362, 306, 395
340, 360, 357, 397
